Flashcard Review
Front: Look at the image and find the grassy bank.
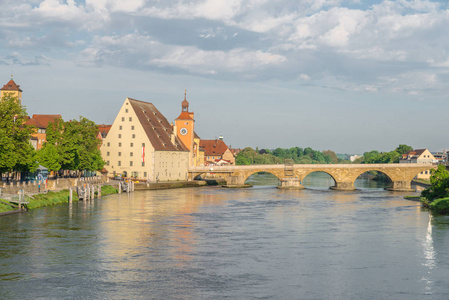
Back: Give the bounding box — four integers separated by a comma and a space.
0, 201, 16, 213
0, 185, 118, 214
429, 197, 449, 214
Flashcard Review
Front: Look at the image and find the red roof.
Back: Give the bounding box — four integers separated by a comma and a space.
25, 114, 61, 129
1, 79, 22, 92
98, 124, 112, 138
200, 139, 229, 156
175, 111, 193, 120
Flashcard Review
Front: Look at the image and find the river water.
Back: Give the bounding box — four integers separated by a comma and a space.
1, 173, 449, 300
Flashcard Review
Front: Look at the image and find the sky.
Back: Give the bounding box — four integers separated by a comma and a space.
1, 0, 448, 154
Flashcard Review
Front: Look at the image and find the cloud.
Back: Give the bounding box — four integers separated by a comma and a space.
77, 32, 286, 76
1, 52, 51, 66
0, 0, 448, 96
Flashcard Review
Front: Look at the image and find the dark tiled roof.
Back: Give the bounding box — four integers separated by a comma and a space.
128, 98, 188, 152
1, 79, 22, 92
25, 114, 61, 129
200, 139, 229, 156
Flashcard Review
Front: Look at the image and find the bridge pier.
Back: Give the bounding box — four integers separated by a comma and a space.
277, 178, 304, 189
386, 181, 415, 192
330, 181, 356, 191
222, 176, 252, 188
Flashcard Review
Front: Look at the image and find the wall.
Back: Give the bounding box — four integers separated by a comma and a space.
154, 151, 189, 181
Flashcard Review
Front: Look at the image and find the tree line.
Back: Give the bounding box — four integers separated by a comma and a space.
236, 147, 350, 165
353, 144, 413, 164
235, 144, 415, 166
0, 94, 104, 180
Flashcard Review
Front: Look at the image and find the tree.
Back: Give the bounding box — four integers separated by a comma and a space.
42, 116, 104, 175
395, 144, 413, 155
421, 165, 449, 201
323, 150, 338, 164
0, 94, 37, 175
37, 143, 61, 172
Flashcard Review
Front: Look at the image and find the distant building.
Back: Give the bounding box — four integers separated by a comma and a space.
98, 124, 112, 139
200, 139, 235, 165
100, 97, 190, 181
400, 149, 435, 180
25, 114, 62, 150
1, 77, 22, 104
349, 155, 362, 162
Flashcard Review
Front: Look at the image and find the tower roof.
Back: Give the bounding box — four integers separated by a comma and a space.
1, 79, 22, 92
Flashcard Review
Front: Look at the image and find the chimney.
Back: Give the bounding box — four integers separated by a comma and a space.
171, 123, 177, 145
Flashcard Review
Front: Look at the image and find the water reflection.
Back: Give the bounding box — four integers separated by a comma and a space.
1, 182, 449, 299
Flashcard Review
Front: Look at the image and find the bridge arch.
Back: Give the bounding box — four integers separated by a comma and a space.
244, 171, 282, 185
241, 170, 283, 184
300, 170, 337, 189
352, 169, 393, 189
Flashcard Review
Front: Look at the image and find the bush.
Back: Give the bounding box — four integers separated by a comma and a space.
429, 197, 449, 214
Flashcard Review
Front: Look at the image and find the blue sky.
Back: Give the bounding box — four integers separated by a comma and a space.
1, 0, 448, 154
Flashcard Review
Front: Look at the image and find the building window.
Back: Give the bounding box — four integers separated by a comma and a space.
118, 134, 121, 138
129, 117, 132, 121
125, 109, 128, 113
144, 172, 147, 177
122, 117, 125, 121
142, 143, 145, 147
118, 152, 121, 156
142, 162, 145, 167
107, 161, 110, 166
107, 152, 110, 156
118, 161, 121, 166
131, 126, 134, 130
130, 152, 133, 157
107, 142, 110, 147
118, 142, 122, 147
130, 161, 133, 166
119, 126, 122, 130
130, 143, 133, 147
132, 134, 135, 139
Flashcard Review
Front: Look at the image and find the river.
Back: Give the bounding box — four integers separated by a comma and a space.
1, 173, 449, 299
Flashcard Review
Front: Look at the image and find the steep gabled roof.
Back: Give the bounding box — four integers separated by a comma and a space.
25, 114, 61, 129
128, 98, 188, 152
200, 139, 229, 156
1, 79, 22, 92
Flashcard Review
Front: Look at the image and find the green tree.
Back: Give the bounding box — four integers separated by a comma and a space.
323, 150, 338, 164
421, 165, 449, 201
37, 143, 61, 172
45, 117, 104, 175
236, 155, 252, 165
0, 94, 37, 175
395, 144, 413, 155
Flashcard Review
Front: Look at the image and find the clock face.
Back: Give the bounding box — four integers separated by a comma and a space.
180, 128, 188, 136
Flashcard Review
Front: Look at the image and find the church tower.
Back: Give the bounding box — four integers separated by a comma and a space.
175, 90, 195, 166
1, 77, 23, 105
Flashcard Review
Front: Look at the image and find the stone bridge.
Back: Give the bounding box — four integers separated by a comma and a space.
188, 163, 437, 191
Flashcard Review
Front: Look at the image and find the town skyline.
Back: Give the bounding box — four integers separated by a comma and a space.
1, 0, 448, 153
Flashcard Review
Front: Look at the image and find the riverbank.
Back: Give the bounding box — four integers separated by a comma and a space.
0, 185, 119, 215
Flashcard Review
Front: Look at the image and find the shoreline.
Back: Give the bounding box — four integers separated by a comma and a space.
0, 180, 223, 216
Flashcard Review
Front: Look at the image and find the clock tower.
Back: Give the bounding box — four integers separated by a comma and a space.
175, 90, 195, 166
